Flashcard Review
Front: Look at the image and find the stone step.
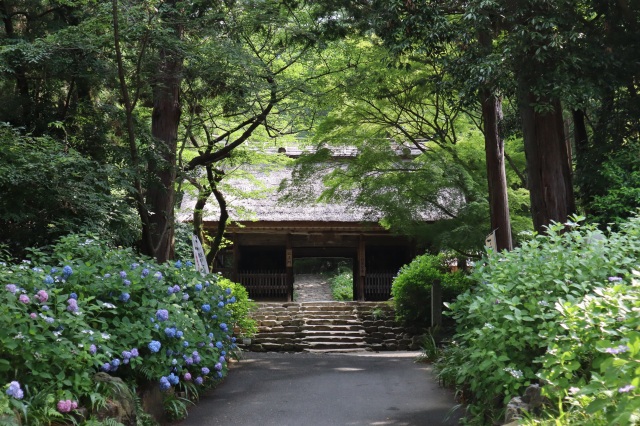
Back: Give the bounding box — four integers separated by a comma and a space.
304, 341, 369, 350
302, 336, 366, 343
303, 318, 361, 326
303, 324, 364, 332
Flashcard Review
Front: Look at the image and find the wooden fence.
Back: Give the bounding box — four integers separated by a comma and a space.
238, 271, 288, 299
365, 271, 395, 300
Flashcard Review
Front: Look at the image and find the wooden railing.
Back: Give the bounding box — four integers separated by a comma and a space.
365, 272, 395, 300
238, 271, 288, 299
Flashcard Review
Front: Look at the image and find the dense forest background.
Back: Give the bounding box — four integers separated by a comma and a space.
1, 0, 638, 262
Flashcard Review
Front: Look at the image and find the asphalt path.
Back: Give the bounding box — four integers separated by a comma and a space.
175, 351, 462, 426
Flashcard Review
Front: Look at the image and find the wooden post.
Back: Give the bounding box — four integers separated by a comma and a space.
232, 233, 239, 284
357, 237, 366, 301
286, 234, 294, 302
431, 279, 442, 328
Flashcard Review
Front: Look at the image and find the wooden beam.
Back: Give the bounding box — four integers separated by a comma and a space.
357, 236, 366, 301
286, 233, 293, 302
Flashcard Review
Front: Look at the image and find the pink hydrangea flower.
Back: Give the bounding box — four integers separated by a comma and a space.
29, 313, 37, 319
35, 290, 49, 303
184, 372, 192, 381
19, 294, 30, 304
56, 399, 78, 413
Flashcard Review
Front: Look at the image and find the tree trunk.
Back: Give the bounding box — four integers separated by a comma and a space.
142, 6, 183, 262
481, 89, 513, 251
518, 90, 576, 232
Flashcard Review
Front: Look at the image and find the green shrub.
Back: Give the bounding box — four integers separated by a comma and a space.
534, 271, 640, 425
441, 216, 640, 424
329, 272, 353, 301
0, 234, 255, 423
391, 254, 472, 328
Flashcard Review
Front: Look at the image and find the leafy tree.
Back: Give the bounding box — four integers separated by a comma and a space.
0, 125, 139, 257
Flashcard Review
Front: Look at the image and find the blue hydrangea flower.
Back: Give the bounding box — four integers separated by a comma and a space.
104, 273, 111, 278
219, 323, 228, 332
111, 359, 121, 368
44, 275, 54, 285
183, 341, 189, 347
154, 271, 163, 280
69, 292, 78, 300
229, 296, 236, 303
176, 330, 183, 338
167, 373, 179, 385
148, 340, 161, 353
131, 348, 139, 357
159, 376, 171, 391
211, 314, 218, 320
186, 261, 193, 267
208, 333, 214, 340
202, 304, 211, 313
165, 327, 176, 338
175, 260, 182, 268
185, 357, 194, 365
217, 301, 225, 308
195, 376, 203, 385
183, 294, 189, 301
195, 283, 203, 291
62, 266, 73, 277
202, 367, 210, 375
172, 285, 181, 293
172, 358, 178, 365
217, 371, 223, 378
122, 351, 132, 360
141, 268, 149, 277
225, 288, 232, 295
221, 351, 226, 356
205, 281, 210, 287
119, 271, 127, 278
156, 309, 169, 322
167, 286, 175, 295
89, 344, 97, 355
123, 280, 131, 286
214, 362, 222, 371
219, 355, 225, 363
231, 337, 236, 343
119, 293, 130, 302
50, 267, 58, 274
101, 363, 111, 372
130, 263, 139, 270
44, 317, 54, 324
216, 341, 223, 349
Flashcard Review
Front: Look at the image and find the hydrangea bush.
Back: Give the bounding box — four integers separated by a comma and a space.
440, 216, 640, 424
0, 234, 255, 423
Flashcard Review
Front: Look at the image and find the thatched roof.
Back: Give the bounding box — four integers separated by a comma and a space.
177, 147, 451, 224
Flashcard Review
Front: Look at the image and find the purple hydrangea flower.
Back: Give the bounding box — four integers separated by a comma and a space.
104, 273, 111, 278
172, 285, 180, 293
608, 276, 623, 282
89, 344, 97, 355
130, 263, 139, 270
195, 376, 203, 385
122, 351, 132, 360
184, 372, 192, 381
605, 345, 630, 355
102, 363, 111, 371
6, 381, 23, 399
156, 309, 169, 322
185, 357, 194, 366
29, 313, 37, 319
182, 294, 189, 301
5, 284, 17, 294
619, 385, 635, 393
202, 367, 210, 375
219, 356, 225, 363
67, 299, 79, 313
44, 317, 54, 324
131, 348, 139, 357
119, 271, 127, 278
214, 363, 222, 371
19, 294, 30, 304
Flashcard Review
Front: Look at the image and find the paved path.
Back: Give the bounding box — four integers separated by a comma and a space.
294, 274, 334, 302
175, 352, 461, 426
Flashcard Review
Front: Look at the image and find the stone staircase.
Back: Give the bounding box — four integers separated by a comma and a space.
242, 301, 422, 353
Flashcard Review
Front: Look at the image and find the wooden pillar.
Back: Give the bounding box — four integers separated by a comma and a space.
286, 234, 293, 302
357, 236, 366, 301
232, 233, 239, 283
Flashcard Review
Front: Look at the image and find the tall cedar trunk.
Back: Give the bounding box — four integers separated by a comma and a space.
518, 90, 576, 231
1, 1, 31, 125
142, 8, 183, 262
481, 89, 513, 250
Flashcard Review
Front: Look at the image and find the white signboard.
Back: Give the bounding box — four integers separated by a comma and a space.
192, 235, 209, 276
485, 230, 497, 252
